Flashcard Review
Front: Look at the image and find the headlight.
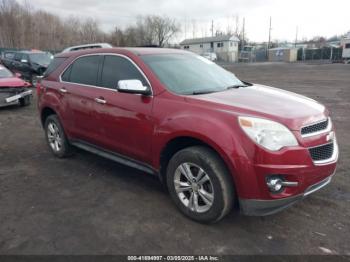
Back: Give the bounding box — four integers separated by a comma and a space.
238, 116, 298, 151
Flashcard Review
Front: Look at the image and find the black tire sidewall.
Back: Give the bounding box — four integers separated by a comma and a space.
19, 96, 31, 106
166, 146, 234, 223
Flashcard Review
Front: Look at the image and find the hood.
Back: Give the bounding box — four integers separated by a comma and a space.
187, 84, 327, 130
0, 77, 28, 88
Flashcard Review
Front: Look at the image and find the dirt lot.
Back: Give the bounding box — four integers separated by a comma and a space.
0, 63, 349, 255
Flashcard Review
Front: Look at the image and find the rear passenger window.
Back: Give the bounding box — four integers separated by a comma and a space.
44, 57, 66, 78
67, 56, 100, 86
101, 55, 148, 89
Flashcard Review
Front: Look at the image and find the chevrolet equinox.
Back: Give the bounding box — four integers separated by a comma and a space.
38, 48, 338, 223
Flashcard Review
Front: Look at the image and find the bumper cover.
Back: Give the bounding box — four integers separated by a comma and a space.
239, 174, 333, 216
5, 89, 32, 103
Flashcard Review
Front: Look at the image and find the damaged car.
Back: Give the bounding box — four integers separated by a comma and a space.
3, 50, 52, 85
0, 65, 32, 107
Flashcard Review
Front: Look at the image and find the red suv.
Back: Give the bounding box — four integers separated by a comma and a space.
38, 48, 338, 223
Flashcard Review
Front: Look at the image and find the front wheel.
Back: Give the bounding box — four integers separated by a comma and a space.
166, 146, 235, 223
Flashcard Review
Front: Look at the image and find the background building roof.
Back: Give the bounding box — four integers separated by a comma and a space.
180, 35, 239, 45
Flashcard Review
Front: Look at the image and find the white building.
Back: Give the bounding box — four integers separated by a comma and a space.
180, 35, 240, 62
341, 32, 350, 62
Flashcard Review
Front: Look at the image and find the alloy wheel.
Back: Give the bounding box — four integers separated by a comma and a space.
47, 122, 62, 152
174, 162, 214, 213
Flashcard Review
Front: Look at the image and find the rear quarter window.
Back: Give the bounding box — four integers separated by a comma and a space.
44, 57, 67, 78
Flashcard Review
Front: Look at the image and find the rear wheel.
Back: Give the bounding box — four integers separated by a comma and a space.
166, 146, 235, 223
44, 115, 72, 158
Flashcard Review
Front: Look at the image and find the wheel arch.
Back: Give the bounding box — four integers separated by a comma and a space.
40, 107, 57, 127
158, 135, 238, 199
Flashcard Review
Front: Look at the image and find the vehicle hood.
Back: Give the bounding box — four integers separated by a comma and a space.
0, 77, 28, 88
187, 84, 328, 130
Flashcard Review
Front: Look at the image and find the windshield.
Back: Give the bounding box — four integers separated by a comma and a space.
0, 66, 13, 78
141, 54, 244, 95
29, 53, 52, 65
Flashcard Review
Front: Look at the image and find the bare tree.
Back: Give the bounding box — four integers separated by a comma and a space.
0, 0, 180, 51
150, 15, 180, 47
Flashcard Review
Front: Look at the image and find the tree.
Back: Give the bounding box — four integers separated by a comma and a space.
0, 0, 181, 50
143, 15, 180, 47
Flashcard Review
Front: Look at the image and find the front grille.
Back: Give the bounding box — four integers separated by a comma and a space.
301, 118, 329, 136
309, 142, 334, 162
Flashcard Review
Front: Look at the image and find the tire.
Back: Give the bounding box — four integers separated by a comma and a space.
19, 96, 31, 107
44, 115, 72, 158
166, 146, 235, 223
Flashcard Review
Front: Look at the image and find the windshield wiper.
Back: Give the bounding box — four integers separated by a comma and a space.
226, 84, 248, 90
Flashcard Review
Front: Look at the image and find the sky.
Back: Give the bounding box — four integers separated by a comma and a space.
18, 0, 350, 43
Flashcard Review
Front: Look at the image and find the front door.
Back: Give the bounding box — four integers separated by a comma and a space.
93, 55, 154, 164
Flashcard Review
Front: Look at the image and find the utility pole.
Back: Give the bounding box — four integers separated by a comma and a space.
267, 16, 272, 58
295, 26, 298, 47
242, 17, 245, 51
211, 20, 214, 37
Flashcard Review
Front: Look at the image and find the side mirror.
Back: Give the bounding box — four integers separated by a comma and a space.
21, 59, 28, 64
15, 72, 22, 78
117, 80, 151, 95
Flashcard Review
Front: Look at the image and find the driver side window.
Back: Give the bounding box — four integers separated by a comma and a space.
100, 55, 148, 89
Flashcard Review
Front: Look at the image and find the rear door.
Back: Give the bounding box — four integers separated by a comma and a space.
92, 54, 154, 164
60, 55, 103, 145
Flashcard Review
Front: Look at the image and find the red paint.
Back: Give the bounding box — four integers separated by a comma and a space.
38, 48, 337, 201
0, 75, 30, 88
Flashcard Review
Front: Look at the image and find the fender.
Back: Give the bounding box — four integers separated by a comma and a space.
152, 110, 250, 190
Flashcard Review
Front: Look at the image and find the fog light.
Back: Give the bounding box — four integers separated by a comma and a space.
267, 177, 284, 192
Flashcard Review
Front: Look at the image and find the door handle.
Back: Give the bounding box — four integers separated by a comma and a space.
95, 97, 107, 104
59, 88, 68, 94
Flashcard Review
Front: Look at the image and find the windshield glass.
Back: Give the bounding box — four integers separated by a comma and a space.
0, 66, 13, 78
141, 54, 244, 95
29, 53, 52, 65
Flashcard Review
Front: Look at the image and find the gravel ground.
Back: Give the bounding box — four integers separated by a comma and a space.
0, 62, 349, 255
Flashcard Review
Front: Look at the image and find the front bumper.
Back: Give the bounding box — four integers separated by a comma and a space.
239, 174, 333, 216
0, 88, 32, 106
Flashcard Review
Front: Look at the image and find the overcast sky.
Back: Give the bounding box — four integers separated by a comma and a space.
18, 0, 350, 43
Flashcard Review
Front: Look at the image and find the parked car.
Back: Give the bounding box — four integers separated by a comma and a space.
2, 50, 52, 85
38, 48, 338, 223
0, 65, 32, 107
201, 52, 217, 61
61, 43, 113, 53
1, 51, 16, 66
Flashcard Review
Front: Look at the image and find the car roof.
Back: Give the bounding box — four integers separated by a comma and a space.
18, 50, 46, 54
55, 47, 189, 58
